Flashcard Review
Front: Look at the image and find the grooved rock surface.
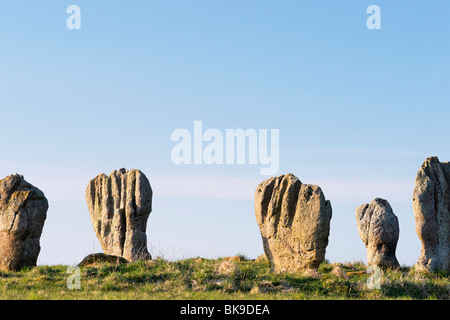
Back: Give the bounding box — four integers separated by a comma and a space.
0, 174, 48, 271
413, 156, 450, 273
86, 168, 152, 262
254, 174, 332, 273
355, 198, 400, 269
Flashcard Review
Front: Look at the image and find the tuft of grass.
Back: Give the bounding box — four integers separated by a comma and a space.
235, 252, 250, 261
0, 259, 448, 300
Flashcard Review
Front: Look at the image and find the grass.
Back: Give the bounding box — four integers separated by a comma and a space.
0, 257, 448, 300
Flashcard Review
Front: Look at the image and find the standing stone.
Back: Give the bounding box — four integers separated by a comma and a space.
254, 173, 332, 273
355, 198, 400, 269
413, 156, 450, 273
86, 168, 152, 262
0, 174, 48, 271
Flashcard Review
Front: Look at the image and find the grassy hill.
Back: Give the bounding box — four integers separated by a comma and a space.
0, 257, 448, 300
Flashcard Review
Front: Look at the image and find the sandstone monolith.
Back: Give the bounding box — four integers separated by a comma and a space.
0, 174, 48, 271
413, 156, 450, 273
355, 198, 400, 269
86, 168, 152, 262
254, 173, 332, 273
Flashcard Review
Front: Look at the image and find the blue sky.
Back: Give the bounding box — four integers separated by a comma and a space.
1, 1, 449, 266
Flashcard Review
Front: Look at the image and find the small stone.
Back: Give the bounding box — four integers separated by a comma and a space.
223, 256, 243, 262
302, 268, 322, 278
216, 261, 237, 276
77, 252, 128, 266
331, 263, 349, 279
255, 254, 268, 263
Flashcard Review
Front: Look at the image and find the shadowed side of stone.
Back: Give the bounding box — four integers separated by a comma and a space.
254, 173, 332, 273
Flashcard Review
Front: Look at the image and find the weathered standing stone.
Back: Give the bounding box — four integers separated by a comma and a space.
254, 173, 332, 273
0, 174, 48, 271
86, 168, 152, 262
355, 198, 400, 269
413, 156, 450, 273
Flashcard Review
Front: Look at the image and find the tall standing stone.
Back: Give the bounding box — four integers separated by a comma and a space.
355, 198, 400, 269
413, 156, 450, 273
0, 174, 48, 271
254, 173, 332, 273
86, 168, 152, 262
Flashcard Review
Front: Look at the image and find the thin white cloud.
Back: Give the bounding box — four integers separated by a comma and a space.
0, 161, 93, 203
0, 160, 416, 203
0, 161, 261, 201
289, 147, 424, 158
151, 176, 260, 200
314, 177, 414, 204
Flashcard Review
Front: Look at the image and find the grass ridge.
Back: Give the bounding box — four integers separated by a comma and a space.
0, 258, 448, 300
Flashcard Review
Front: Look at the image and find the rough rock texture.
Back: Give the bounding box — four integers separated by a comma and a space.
254, 173, 332, 273
86, 168, 152, 262
0, 174, 48, 271
78, 253, 128, 266
413, 156, 450, 273
355, 198, 400, 269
